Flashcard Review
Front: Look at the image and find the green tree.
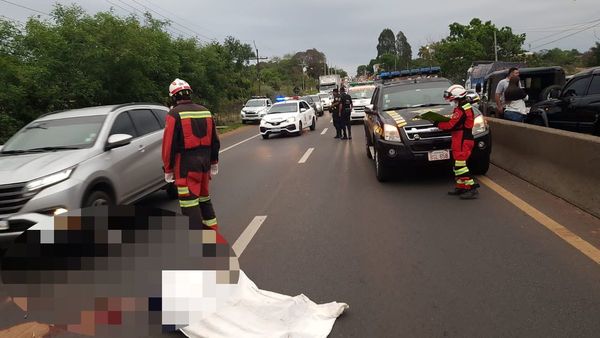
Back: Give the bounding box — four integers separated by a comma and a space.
429, 18, 527, 82
582, 42, 600, 67
395, 31, 412, 69
356, 65, 368, 77
377, 28, 396, 58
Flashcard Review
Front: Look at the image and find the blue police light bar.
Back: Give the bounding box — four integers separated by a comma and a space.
275, 96, 286, 102
379, 66, 441, 80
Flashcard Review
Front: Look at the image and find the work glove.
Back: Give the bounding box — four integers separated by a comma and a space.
211, 164, 219, 176
164, 172, 174, 183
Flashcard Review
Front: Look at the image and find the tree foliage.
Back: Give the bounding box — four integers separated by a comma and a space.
395, 31, 412, 69
377, 28, 396, 57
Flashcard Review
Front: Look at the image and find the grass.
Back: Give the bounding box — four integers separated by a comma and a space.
216, 122, 246, 135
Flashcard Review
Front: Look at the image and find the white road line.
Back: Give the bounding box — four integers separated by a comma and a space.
232, 216, 267, 256
219, 134, 261, 154
321, 128, 328, 135
298, 148, 314, 164
330, 119, 333, 123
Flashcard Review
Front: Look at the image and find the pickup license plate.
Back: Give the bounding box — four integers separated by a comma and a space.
428, 150, 450, 161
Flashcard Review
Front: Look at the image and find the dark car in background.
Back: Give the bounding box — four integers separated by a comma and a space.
528, 66, 600, 135
301, 95, 323, 116
364, 78, 492, 182
479, 66, 566, 117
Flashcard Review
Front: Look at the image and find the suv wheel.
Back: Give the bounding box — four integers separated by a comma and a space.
375, 148, 390, 182
469, 154, 490, 175
310, 117, 316, 131
83, 190, 114, 207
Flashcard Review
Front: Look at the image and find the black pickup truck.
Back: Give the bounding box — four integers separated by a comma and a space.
363, 78, 492, 182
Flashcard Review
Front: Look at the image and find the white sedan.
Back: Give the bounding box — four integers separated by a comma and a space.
259, 100, 317, 139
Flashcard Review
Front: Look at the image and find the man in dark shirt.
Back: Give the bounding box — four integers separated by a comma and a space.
339, 86, 353, 140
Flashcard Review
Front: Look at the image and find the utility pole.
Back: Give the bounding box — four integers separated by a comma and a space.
494, 30, 498, 61
253, 41, 268, 95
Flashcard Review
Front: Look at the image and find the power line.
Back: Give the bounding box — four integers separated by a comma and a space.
137, 0, 222, 41
526, 18, 600, 44
128, 0, 215, 42
0, 0, 50, 16
531, 21, 600, 50
514, 15, 600, 31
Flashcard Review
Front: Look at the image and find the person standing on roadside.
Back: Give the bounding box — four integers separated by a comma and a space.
339, 86, 353, 140
330, 88, 342, 138
503, 76, 528, 122
162, 79, 225, 242
495, 67, 520, 117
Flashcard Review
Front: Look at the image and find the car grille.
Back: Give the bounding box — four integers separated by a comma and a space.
0, 182, 37, 220
403, 125, 451, 141
245, 113, 258, 117
353, 106, 365, 113
268, 121, 284, 126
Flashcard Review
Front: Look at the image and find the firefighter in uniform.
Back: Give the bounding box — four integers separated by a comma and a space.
339, 86, 353, 140
330, 88, 342, 138
433, 84, 479, 199
162, 79, 225, 240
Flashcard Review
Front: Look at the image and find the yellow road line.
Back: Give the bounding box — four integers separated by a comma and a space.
479, 176, 600, 265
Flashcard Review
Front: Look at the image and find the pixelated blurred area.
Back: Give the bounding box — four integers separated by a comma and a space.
0, 206, 240, 337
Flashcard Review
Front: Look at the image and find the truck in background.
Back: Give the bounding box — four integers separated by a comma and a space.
465, 61, 526, 94
319, 75, 341, 94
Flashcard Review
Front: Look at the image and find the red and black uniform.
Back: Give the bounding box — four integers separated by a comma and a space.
436, 102, 478, 190
162, 100, 223, 240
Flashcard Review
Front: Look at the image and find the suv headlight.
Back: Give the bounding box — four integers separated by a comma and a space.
287, 117, 297, 123
472, 115, 488, 135
26, 168, 75, 191
383, 124, 402, 142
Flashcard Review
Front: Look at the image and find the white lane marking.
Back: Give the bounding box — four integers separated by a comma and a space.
232, 216, 267, 256
219, 134, 261, 154
330, 119, 333, 123
298, 148, 315, 164
321, 128, 328, 135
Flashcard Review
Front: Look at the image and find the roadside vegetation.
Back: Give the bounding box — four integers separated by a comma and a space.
0, 4, 335, 143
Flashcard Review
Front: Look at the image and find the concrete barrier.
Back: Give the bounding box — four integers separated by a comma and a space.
486, 117, 600, 219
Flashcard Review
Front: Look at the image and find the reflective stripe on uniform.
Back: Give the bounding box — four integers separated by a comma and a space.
180, 198, 199, 208
177, 187, 190, 195
203, 218, 218, 227
179, 111, 212, 119
463, 179, 475, 186
454, 167, 470, 176
462, 103, 472, 110
455, 160, 467, 167
199, 196, 211, 203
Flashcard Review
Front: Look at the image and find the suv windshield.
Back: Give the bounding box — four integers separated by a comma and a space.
245, 99, 266, 107
381, 82, 449, 110
2, 115, 106, 153
349, 87, 375, 100
268, 103, 297, 114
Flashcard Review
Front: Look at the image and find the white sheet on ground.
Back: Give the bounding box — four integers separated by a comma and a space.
179, 270, 348, 338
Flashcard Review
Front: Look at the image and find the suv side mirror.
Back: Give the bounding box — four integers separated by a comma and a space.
300, 108, 307, 112
364, 106, 376, 115
105, 134, 133, 150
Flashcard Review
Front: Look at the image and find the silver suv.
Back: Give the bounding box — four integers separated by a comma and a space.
0, 103, 176, 243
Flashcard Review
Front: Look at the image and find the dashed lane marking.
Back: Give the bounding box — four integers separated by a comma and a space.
298, 148, 315, 164
220, 134, 261, 154
232, 216, 267, 256
479, 176, 600, 265
321, 128, 328, 135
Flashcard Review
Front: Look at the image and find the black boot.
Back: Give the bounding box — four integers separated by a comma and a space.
459, 189, 479, 200
448, 188, 467, 196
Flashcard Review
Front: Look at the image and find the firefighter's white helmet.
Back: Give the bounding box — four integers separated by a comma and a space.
443, 84, 467, 101
169, 78, 192, 97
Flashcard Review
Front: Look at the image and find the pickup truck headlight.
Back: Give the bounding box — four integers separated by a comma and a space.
472, 115, 488, 135
287, 117, 297, 123
383, 123, 402, 142
26, 168, 74, 191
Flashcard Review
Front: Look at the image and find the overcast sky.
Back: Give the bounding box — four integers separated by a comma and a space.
2, 0, 599, 75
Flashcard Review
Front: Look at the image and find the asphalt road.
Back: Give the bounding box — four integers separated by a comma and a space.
4, 116, 596, 337
135, 115, 600, 337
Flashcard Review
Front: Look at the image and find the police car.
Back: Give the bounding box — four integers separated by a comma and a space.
259, 100, 317, 139
363, 70, 492, 182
